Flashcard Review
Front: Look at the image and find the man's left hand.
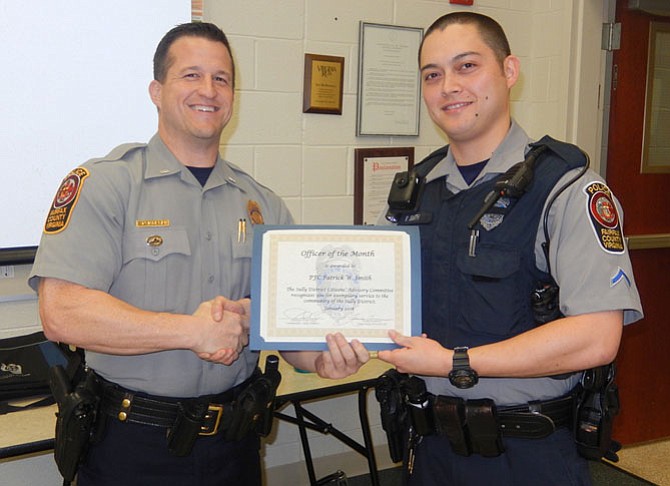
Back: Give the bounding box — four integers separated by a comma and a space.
314, 332, 370, 379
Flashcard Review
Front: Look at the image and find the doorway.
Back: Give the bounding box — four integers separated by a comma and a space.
606, 0, 670, 445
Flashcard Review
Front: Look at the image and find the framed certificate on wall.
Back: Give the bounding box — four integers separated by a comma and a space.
354, 147, 414, 225
356, 22, 423, 136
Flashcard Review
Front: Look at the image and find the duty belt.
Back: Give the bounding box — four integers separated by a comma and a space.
98, 373, 255, 436
430, 393, 574, 442
427, 393, 575, 457
496, 395, 573, 438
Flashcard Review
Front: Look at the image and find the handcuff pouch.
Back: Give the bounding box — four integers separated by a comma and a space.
433, 395, 471, 456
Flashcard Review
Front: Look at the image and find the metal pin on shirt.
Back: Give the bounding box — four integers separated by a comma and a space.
468, 229, 479, 257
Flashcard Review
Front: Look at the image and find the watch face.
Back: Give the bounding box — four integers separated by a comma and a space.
449, 369, 478, 389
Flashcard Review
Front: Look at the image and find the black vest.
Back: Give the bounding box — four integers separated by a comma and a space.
398, 136, 587, 347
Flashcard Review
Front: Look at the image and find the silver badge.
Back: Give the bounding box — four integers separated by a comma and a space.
480, 213, 504, 231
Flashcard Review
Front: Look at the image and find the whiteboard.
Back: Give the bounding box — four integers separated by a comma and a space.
0, 0, 190, 255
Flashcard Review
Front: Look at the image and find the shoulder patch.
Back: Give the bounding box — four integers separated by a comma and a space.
583, 181, 624, 254
44, 167, 90, 234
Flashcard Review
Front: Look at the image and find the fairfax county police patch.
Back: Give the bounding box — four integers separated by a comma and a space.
44, 167, 90, 234
583, 181, 624, 254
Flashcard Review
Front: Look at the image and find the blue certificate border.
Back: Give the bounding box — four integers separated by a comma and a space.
250, 225, 422, 351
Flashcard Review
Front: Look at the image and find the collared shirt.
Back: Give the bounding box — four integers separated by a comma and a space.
379, 121, 642, 404
30, 134, 293, 396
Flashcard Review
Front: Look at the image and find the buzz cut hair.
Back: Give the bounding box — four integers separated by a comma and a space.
419, 12, 511, 67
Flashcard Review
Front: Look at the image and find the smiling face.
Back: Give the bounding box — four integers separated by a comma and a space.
149, 36, 234, 163
420, 23, 519, 161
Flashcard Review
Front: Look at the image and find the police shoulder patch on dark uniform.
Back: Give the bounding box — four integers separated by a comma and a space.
44, 167, 90, 234
583, 181, 624, 254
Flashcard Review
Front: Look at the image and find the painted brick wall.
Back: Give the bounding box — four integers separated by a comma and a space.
205, 0, 572, 227
202, 0, 574, 479
1, 1, 594, 484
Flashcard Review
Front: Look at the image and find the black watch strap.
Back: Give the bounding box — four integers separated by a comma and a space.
452, 346, 471, 369
449, 346, 478, 389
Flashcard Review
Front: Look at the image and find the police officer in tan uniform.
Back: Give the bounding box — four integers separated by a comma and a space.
30, 22, 366, 486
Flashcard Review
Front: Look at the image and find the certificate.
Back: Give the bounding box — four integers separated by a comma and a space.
250, 225, 421, 351
356, 22, 423, 136
354, 147, 414, 225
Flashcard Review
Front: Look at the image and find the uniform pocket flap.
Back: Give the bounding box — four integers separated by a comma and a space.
123, 227, 191, 263
456, 248, 520, 280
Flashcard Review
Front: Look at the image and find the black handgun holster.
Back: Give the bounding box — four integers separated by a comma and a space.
375, 369, 410, 463
224, 356, 282, 442
574, 363, 621, 461
50, 366, 102, 483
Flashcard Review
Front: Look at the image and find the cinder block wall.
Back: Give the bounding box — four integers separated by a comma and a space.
2, 1, 608, 484
207, 0, 575, 229
203, 1, 579, 483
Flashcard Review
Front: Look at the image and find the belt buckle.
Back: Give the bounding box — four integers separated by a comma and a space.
199, 403, 224, 436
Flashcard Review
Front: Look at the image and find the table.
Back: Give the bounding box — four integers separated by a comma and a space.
1, 355, 393, 486
0, 399, 56, 459
267, 353, 392, 486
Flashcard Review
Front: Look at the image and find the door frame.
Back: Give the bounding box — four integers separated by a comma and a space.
566, 0, 610, 175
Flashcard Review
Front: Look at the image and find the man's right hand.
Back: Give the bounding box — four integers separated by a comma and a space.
192, 296, 250, 365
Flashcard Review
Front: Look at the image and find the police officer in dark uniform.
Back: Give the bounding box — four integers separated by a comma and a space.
374, 12, 643, 486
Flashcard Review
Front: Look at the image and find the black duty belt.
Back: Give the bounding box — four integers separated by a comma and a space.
426, 393, 575, 457
431, 393, 574, 441
98, 373, 255, 436
496, 395, 574, 438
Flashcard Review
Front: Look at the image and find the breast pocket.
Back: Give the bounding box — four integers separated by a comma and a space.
121, 228, 191, 312
228, 229, 253, 296
456, 246, 524, 337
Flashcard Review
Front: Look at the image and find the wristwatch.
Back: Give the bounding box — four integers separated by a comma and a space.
448, 346, 479, 389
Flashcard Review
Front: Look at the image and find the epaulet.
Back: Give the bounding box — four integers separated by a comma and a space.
531, 136, 587, 168
89, 143, 146, 164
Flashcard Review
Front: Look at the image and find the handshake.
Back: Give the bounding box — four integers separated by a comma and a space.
193, 295, 252, 365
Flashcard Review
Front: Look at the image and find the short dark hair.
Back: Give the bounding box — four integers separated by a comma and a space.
153, 22, 235, 86
419, 12, 511, 67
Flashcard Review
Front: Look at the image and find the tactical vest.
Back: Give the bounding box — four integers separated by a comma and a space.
397, 136, 587, 347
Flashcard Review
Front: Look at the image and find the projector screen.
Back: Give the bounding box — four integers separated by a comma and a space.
0, 0, 190, 262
